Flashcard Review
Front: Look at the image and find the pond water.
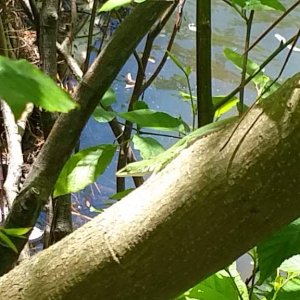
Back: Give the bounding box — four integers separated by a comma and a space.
76, 0, 300, 215
34, 0, 300, 277
66, 0, 300, 279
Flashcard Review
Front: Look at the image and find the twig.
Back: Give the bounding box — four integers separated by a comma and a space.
116, 1, 179, 192
239, 10, 254, 114
142, 0, 183, 91
260, 27, 300, 98
83, 0, 98, 73
57, 40, 143, 188
56, 42, 83, 79
244, 0, 300, 55
214, 34, 298, 111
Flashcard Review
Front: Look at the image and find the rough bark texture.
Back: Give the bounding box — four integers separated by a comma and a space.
0, 0, 174, 275
1, 74, 300, 299
39, 0, 60, 136
39, 0, 73, 247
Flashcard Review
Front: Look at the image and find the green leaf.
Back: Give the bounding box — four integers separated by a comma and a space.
232, 0, 247, 7
185, 65, 192, 77
213, 96, 239, 119
253, 273, 276, 300
117, 117, 237, 177
99, 0, 145, 12
268, 276, 300, 300
257, 218, 300, 283
133, 101, 149, 110
179, 91, 197, 102
0, 56, 78, 119
0, 230, 17, 253
279, 255, 300, 274
54, 144, 117, 197
226, 263, 249, 300
223, 48, 280, 97
101, 88, 116, 107
178, 263, 248, 300
2, 227, 31, 237
132, 134, 165, 159
232, 0, 285, 11
94, 88, 117, 122
260, 0, 285, 11
245, 0, 285, 11
118, 109, 187, 132
93, 106, 117, 123
110, 188, 134, 200
224, 47, 260, 76
99, 0, 131, 11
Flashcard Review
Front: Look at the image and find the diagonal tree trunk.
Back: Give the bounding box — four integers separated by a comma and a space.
0, 0, 177, 276
1, 73, 300, 299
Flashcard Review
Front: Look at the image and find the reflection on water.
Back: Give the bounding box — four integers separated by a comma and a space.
65, 0, 300, 279
71, 1, 300, 234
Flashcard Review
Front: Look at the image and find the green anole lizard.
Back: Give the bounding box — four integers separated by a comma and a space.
116, 116, 238, 177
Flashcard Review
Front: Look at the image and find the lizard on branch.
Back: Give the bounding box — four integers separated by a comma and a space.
116, 116, 238, 177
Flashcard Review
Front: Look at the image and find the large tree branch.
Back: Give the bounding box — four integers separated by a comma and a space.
0, 0, 175, 275
1, 74, 300, 299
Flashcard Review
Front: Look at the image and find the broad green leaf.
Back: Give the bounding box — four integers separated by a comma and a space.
2, 227, 31, 237
0, 56, 78, 119
133, 101, 149, 110
178, 263, 248, 300
118, 109, 187, 132
101, 88, 116, 107
232, 0, 246, 7
94, 88, 117, 122
93, 106, 117, 123
54, 144, 117, 197
223, 48, 280, 97
253, 274, 276, 300
246, 0, 285, 11
279, 255, 300, 274
99, 0, 145, 12
179, 93, 238, 118
0, 231, 17, 253
132, 134, 165, 159
260, 0, 285, 11
232, 0, 285, 11
213, 96, 239, 119
273, 277, 300, 300
257, 218, 300, 283
99, 0, 131, 11
110, 188, 134, 200
224, 47, 260, 76
226, 263, 249, 300
179, 91, 197, 102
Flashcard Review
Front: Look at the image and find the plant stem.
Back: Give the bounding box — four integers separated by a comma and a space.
248, 249, 257, 299
185, 73, 196, 130
239, 10, 254, 114
225, 268, 244, 300
196, 0, 213, 127
214, 35, 298, 111
244, 0, 300, 55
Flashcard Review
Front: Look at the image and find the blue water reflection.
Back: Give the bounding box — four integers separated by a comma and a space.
73, 0, 300, 221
